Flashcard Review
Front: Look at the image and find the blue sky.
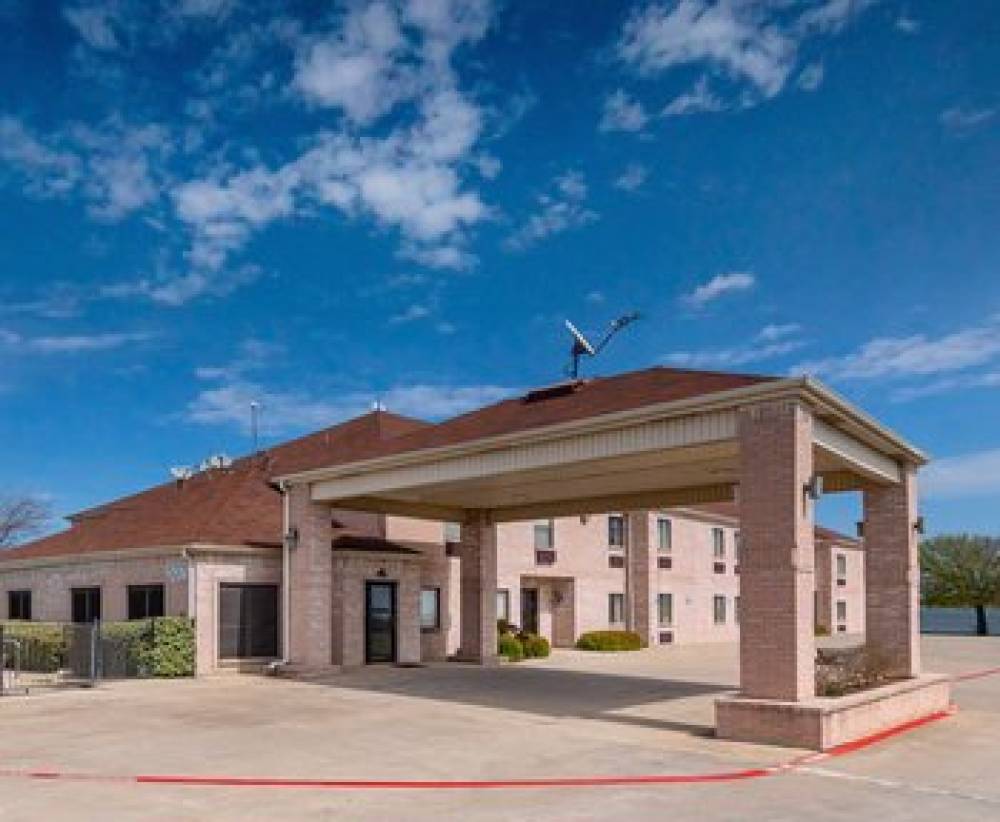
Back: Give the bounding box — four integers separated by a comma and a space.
0, 0, 997, 536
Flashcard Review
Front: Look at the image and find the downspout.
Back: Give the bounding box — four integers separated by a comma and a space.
280, 480, 291, 666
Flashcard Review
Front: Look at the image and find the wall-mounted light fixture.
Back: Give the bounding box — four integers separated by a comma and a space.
856, 521, 865, 539
914, 516, 925, 535
804, 474, 824, 501
283, 527, 299, 551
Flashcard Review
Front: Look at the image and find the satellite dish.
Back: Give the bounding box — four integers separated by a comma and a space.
170, 466, 193, 481
565, 320, 595, 356
564, 312, 641, 378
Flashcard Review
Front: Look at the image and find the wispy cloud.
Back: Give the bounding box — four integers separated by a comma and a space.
667, 324, 804, 369
614, 163, 649, 192
504, 170, 598, 251
796, 62, 824, 92
0, 329, 150, 354
891, 371, 1000, 403
683, 271, 755, 307
599, 89, 648, 133
894, 13, 920, 35
940, 106, 996, 131
662, 76, 724, 117
923, 448, 1000, 500
792, 316, 1000, 381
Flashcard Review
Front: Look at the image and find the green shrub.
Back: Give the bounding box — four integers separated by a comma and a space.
575, 630, 642, 652
498, 632, 524, 662
519, 633, 551, 659
0, 621, 68, 672
142, 617, 196, 677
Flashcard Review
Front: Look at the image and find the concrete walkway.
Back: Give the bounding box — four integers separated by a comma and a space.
0, 636, 997, 820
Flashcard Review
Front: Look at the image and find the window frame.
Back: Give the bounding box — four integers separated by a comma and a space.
656, 517, 672, 554
127, 583, 165, 621
71, 586, 102, 624
7, 589, 31, 621
713, 594, 727, 625
496, 588, 510, 623
608, 514, 626, 550
836, 553, 848, 583
533, 519, 554, 551
836, 599, 847, 623
420, 587, 441, 632
657, 592, 673, 627
608, 592, 626, 625
712, 528, 726, 559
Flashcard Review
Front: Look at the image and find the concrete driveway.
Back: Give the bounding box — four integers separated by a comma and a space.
0, 636, 997, 820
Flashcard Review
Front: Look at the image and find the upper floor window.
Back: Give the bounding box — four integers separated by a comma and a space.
534, 520, 554, 550
658, 593, 673, 626
443, 522, 461, 543
712, 528, 726, 559
836, 553, 847, 583
713, 594, 727, 625
657, 517, 672, 553
836, 600, 847, 623
608, 515, 626, 549
734, 531, 741, 563
7, 590, 31, 621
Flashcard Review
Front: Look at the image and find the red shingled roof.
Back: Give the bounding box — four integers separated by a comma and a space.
1, 411, 428, 562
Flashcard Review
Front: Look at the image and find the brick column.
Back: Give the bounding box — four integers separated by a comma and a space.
863, 468, 920, 678
456, 510, 499, 664
627, 511, 655, 646
738, 401, 816, 701
287, 485, 334, 670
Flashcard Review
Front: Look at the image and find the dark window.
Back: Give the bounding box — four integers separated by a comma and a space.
420, 588, 440, 631
657, 556, 673, 570
71, 587, 102, 624
219, 584, 279, 659
127, 584, 165, 620
608, 593, 625, 625
8, 590, 31, 621
608, 515, 626, 549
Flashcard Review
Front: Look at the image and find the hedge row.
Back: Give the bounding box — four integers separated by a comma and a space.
0, 617, 195, 677
575, 630, 642, 651
496, 625, 552, 662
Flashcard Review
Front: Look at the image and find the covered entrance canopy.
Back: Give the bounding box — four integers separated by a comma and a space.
278, 367, 942, 749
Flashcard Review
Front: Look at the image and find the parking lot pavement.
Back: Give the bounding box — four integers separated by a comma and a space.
0, 636, 998, 820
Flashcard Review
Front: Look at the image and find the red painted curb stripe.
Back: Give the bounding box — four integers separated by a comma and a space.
1, 665, 995, 791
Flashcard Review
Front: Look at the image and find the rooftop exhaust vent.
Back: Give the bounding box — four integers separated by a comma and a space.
522, 380, 585, 404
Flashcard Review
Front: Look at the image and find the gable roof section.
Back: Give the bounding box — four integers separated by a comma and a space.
2, 411, 428, 563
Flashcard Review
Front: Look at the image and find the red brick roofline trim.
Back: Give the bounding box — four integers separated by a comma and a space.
275, 376, 927, 488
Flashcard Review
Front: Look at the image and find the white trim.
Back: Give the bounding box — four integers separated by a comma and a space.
0, 542, 277, 574
813, 418, 901, 484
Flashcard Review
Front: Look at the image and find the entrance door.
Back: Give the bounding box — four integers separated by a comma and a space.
365, 581, 397, 664
521, 587, 539, 634
219, 584, 279, 659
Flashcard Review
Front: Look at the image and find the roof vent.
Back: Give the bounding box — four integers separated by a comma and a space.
522, 380, 585, 404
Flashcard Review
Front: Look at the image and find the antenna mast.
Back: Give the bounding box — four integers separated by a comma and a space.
565, 312, 640, 379
250, 401, 261, 454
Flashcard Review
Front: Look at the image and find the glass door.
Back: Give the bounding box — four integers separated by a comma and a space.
365, 582, 397, 664
520, 587, 539, 634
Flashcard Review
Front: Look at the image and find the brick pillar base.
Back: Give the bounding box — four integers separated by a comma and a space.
864, 469, 921, 678
627, 511, 654, 645
738, 401, 816, 701
457, 510, 499, 664
287, 486, 334, 669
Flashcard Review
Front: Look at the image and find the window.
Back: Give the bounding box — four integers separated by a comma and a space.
71, 587, 101, 624
533, 520, 554, 550
219, 584, 279, 659
127, 584, 164, 620
658, 593, 673, 626
836, 553, 847, 585
496, 589, 510, 622
443, 522, 461, 543
608, 593, 626, 625
608, 515, 626, 549
420, 588, 440, 631
836, 600, 847, 623
712, 528, 725, 559
7, 590, 31, 621
734, 531, 741, 563
713, 595, 727, 625
735, 596, 741, 624
657, 517, 672, 553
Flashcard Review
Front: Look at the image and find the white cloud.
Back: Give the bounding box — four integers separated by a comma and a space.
923, 448, 1000, 500
389, 303, 432, 324
186, 378, 513, 435
0, 329, 149, 354
505, 171, 598, 251
667, 324, 804, 369
895, 14, 920, 34
614, 163, 649, 192
599, 89, 649, 132
792, 317, 1000, 381
797, 61, 825, 92
662, 75, 725, 116
683, 271, 756, 307
617, 1, 874, 113
174, 0, 235, 18
891, 371, 1000, 403
618, 1, 795, 99
63, 5, 120, 51
940, 106, 996, 131
0, 117, 81, 197
586, 290, 606, 304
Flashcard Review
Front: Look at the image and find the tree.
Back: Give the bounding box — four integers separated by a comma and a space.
920, 535, 1000, 636
0, 495, 51, 549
